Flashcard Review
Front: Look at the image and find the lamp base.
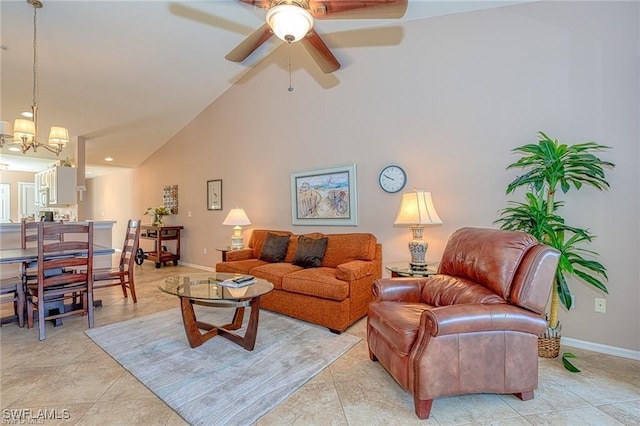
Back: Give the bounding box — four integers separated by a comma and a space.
230, 226, 244, 249
408, 226, 428, 271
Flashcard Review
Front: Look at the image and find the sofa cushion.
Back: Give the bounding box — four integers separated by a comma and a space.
259, 232, 290, 263
250, 262, 303, 289
282, 268, 349, 301
292, 236, 329, 268
216, 259, 267, 275
284, 233, 323, 263
247, 230, 293, 259
322, 233, 377, 268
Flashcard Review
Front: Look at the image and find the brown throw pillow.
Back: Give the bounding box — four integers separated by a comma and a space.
292, 236, 328, 268
259, 233, 290, 263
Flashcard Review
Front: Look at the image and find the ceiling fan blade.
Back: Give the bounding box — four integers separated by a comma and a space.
237, 0, 272, 9
300, 29, 341, 74
225, 24, 274, 62
309, 0, 408, 19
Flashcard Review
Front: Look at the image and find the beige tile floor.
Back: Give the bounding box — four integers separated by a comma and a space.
1, 262, 639, 425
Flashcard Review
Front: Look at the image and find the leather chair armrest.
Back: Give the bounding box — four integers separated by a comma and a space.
223, 248, 253, 262
336, 260, 372, 281
372, 277, 426, 302
423, 303, 548, 337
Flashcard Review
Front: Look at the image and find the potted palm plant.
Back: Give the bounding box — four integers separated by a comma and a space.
495, 132, 614, 358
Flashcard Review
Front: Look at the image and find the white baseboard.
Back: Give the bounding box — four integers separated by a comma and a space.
175, 262, 212, 272
561, 337, 640, 361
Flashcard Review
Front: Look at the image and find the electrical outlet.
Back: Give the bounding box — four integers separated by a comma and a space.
188, 211, 192, 218
595, 298, 606, 313
203, 248, 207, 255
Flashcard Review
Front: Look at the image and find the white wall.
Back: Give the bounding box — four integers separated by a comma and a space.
88, 2, 639, 352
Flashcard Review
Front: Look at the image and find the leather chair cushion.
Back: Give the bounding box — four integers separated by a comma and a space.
438, 227, 538, 299
368, 301, 428, 356
422, 275, 506, 306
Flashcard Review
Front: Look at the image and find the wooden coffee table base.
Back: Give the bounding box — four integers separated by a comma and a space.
179, 297, 261, 350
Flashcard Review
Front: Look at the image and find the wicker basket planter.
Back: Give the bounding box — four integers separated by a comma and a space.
538, 336, 561, 358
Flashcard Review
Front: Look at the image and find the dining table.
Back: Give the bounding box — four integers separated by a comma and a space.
0, 245, 115, 265
0, 244, 115, 326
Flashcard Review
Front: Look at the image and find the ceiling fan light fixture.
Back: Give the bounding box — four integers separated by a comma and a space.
266, 4, 314, 43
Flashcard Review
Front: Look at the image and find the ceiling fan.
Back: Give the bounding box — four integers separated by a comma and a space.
225, 0, 408, 74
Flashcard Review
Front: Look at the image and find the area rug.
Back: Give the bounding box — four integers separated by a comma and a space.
85, 307, 360, 425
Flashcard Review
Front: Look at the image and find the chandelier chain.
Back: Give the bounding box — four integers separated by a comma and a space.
32, 3, 38, 107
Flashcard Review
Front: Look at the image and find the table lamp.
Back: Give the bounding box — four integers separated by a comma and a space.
222, 208, 251, 249
393, 190, 443, 270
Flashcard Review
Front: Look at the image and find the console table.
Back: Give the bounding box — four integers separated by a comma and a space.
136, 225, 184, 268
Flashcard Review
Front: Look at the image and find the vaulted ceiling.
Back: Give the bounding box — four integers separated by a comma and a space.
1, 0, 525, 175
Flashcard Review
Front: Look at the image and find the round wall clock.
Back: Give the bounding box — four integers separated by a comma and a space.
379, 165, 407, 193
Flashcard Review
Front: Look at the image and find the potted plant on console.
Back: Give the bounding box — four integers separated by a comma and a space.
495, 132, 614, 359
145, 206, 171, 227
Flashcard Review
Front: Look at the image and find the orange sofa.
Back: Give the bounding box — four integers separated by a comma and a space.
215, 229, 382, 333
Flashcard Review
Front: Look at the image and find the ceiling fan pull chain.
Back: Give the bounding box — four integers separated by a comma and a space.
287, 43, 294, 92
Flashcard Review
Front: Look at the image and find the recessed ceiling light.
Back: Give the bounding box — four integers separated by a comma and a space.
20, 111, 33, 118
104, 157, 114, 162
8, 147, 20, 152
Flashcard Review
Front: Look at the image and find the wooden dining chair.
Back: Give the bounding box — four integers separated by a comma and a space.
0, 277, 23, 326
20, 219, 67, 327
25, 222, 95, 341
93, 219, 142, 302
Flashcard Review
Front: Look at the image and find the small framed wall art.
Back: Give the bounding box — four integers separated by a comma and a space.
207, 180, 222, 210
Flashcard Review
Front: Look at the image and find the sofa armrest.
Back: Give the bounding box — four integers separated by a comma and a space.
422, 303, 548, 337
336, 260, 372, 282
223, 248, 254, 262
372, 277, 426, 302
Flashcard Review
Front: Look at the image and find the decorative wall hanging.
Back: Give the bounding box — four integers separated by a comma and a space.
163, 185, 178, 214
207, 180, 222, 211
290, 164, 357, 226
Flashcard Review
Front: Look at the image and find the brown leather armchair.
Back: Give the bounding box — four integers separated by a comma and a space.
367, 227, 560, 419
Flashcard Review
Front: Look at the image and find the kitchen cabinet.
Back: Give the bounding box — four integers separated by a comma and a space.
35, 166, 77, 206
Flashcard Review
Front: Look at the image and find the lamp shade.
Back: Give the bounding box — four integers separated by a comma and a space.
0, 121, 13, 137
223, 208, 251, 226
266, 4, 314, 42
48, 126, 69, 146
13, 119, 35, 141
393, 190, 443, 227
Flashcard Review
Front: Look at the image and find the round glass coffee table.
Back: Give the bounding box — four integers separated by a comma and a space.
158, 272, 273, 350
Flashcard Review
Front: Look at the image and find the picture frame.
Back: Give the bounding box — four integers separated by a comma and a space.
207, 180, 222, 211
290, 164, 357, 226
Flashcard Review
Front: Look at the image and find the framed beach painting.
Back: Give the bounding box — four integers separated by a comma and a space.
290, 164, 357, 226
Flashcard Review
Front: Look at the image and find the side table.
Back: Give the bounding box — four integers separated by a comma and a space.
385, 262, 438, 278
216, 246, 243, 262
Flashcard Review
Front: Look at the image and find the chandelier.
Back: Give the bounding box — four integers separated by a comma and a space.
0, 0, 69, 156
